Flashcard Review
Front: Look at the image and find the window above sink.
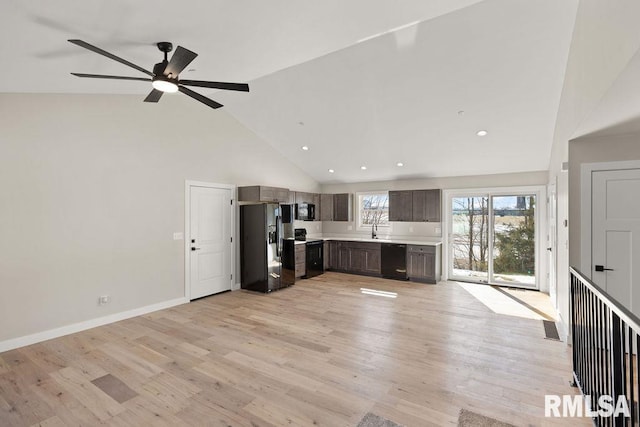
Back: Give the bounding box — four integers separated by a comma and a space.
356, 191, 389, 230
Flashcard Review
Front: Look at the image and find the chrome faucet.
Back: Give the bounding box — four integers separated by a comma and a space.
371, 223, 378, 239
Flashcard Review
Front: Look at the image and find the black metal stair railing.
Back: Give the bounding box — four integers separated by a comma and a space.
571, 267, 640, 426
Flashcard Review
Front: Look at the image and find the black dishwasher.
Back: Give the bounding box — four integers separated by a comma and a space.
381, 243, 408, 280
305, 240, 324, 278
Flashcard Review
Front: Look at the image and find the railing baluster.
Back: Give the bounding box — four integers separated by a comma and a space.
612, 312, 624, 426
628, 327, 634, 424
570, 267, 640, 426
606, 303, 612, 427
576, 276, 582, 388
598, 299, 604, 415
631, 331, 640, 424
589, 288, 596, 404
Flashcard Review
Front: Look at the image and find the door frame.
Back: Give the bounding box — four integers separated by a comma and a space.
547, 179, 558, 308
184, 180, 237, 300
580, 160, 640, 278
443, 185, 547, 291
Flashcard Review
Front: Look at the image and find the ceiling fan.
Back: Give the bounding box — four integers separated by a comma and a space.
68, 39, 249, 109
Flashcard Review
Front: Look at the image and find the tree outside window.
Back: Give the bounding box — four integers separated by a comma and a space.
357, 192, 389, 228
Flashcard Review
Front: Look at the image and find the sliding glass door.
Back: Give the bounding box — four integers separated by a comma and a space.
451, 196, 489, 282
492, 195, 536, 287
449, 191, 538, 289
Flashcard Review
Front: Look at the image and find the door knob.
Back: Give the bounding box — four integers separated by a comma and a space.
191, 247, 201, 251
595, 265, 614, 272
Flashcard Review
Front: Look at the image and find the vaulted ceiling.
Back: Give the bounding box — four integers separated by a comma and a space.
2, 0, 583, 183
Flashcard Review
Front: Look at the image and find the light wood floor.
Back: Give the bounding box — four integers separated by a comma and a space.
0, 272, 587, 426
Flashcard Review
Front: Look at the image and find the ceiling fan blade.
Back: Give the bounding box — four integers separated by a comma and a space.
144, 89, 164, 103
71, 73, 151, 82
178, 80, 249, 92
68, 39, 154, 77
179, 86, 223, 109
164, 46, 197, 78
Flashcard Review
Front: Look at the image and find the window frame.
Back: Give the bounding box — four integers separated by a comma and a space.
356, 190, 390, 231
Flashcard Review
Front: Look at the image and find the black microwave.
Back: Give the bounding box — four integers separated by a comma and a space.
295, 203, 316, 221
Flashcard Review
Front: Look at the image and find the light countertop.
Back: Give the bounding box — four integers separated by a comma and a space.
291, 236, 442, 246
322, 237, 442, 246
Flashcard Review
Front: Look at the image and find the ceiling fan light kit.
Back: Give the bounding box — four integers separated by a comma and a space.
68, 39, 249, 110
151, 76, 178, 93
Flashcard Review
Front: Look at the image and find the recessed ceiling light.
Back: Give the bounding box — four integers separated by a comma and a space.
360, 166, 367, 170
476, 130, 488, 136
301, 146, 309, 151
328, 169, 335, 173
396, 162, 404, 167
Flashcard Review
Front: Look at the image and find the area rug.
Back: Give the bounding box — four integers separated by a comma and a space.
458, 409, 515, 427
356, 412, 404, 427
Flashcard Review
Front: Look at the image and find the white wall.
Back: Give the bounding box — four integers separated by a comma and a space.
569, 132, 640, 267
0, 93, 319, 346
321, 171, 547, 240
546, 0, 640, 338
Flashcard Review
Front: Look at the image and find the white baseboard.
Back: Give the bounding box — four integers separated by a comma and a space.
557, 312, 570, 344
0, 297, 189, 353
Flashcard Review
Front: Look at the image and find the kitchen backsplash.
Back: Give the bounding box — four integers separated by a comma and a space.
294, 219, 441, 241
293, 220, 322, 237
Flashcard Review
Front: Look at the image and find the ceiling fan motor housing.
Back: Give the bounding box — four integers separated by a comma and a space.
156, 42, 173, 53
153, 61, 169, 76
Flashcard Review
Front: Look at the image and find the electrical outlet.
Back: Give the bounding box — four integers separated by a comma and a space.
347, 225, 353, 231
435, 227, 441, 234
98, 295, 110, 305
409, 226, 414, 233
173, 232, 184, 240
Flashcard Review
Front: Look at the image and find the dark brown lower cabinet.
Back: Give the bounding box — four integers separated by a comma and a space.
327, 240, 440, 283
407, 244, 441, 283
295, 244, 306, 278
323, 241, 330, 270
349, 246, 380, 274
328, 241, 381, 276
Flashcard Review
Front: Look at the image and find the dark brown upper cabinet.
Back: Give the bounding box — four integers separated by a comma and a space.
333, 193, 352, 222
294, 191, 315, 205
389, 189, 441, 222
320, 193, 334, 221
238, 186, 290, 203
412, 189, 441, 222
319, 193, 352, 222
388, 190, 413, 222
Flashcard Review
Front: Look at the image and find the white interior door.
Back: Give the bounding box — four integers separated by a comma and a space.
189, 186, 232, 299
592, 169, 640, 314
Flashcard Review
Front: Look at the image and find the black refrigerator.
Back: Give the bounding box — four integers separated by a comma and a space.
240, 204, 293, 292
